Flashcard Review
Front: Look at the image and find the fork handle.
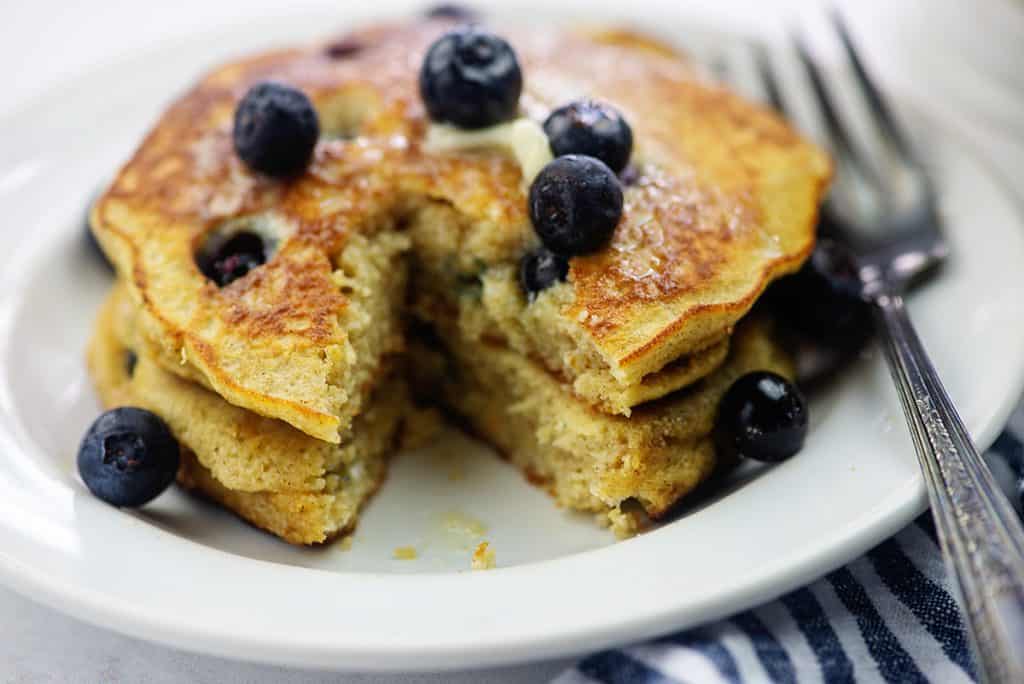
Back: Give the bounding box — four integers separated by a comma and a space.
873, 290, 1024, 683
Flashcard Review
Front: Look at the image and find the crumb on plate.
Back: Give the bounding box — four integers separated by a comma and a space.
471, 541, 496, 570
393, 545, 418, 560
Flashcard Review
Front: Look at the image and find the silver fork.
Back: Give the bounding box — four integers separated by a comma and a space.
747, 13, 1024, 683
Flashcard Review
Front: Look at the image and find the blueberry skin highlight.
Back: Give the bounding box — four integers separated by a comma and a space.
520, 247, 569, 300
715, 371, 808, 463
528, 155, 623, 256
419, 26, 522, 129
78, 407, 180, 508
233, 82, 320, 177
544, 100, 633, 173
197, 231, 267, 287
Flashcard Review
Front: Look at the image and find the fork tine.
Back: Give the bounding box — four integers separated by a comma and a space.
830, 10, 914, 161
786, 33, 886, 232
791, 33, 866, 171
707, 54, 730, 82
754, 44, 786, 113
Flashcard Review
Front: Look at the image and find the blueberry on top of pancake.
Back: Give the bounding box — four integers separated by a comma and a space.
233, 82, 320, 177
529, 154, 623, 256
544, 99, 633, 173
419, 25, 523, 129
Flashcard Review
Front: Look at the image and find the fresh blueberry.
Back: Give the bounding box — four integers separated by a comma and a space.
424, 4, 479, 20
78, 407, 180, 507
520, 247, 569, 300
529, 155, 623, 256
419, 26, 522, 129
543, 100, 633, 174
768, 238, 872, 351
197, 231, 267, 287
715, 371, 808, 463
233, 82, 319, 177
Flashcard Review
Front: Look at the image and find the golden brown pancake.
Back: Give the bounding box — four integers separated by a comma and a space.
91, 17, 829, 443
407, 309, 795, 535
88, 284, 404, 544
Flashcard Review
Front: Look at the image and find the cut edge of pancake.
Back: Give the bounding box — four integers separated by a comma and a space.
92, 201, 411, 444
88, 284, 404, 544
87, 277, 796, 544
407, 306, 796, 535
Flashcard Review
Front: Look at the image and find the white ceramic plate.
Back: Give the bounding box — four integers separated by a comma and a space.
1, 6, 1024, 672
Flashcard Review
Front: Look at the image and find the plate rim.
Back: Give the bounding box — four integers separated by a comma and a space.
0, 16, 1022, 672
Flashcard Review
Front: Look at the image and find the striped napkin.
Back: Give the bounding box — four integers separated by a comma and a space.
554, 407, 1024, 684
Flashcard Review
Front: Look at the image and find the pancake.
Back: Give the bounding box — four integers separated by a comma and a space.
91, 17, 829, 442
88, 284, 405, 544
90, 278, 792, 542
408, 308, 795, 536
403, 200, 735, 416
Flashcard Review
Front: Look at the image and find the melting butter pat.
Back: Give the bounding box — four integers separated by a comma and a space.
425, 118, 553, 185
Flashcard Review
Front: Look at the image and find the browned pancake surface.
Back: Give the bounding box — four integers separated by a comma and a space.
93, 18, 828, 439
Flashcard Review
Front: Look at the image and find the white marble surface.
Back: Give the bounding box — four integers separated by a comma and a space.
2, 0, 1022, 681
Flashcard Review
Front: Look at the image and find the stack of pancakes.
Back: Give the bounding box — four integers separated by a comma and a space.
87, 17, 829, 543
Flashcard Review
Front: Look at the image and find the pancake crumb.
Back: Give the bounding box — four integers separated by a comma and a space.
471, 542, 496, 570
393, 546, 418, 560
604, 505, 644, 540
438, 511, 487, 549
338, 535, 353, 551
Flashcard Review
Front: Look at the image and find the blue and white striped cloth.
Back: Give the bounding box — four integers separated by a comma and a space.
555, 407, 1024, 684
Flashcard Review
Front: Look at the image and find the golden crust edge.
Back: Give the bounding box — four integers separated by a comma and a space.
91, 200, 344, 444
607, 164, 831, 375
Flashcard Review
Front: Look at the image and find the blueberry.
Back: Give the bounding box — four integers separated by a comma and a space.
424, 4, 479, 20
529, 155, 623, 256
233, 82, 319, 177
543, 100, 633, 173
715, 371, 808, 463
324, 36, 364, 59
520, 247, 569, 300
619, 165, 641, 187
124, 349, 138, 376
78, 407, 180, 507
197, 231, 267, 287
768, 238, 872, 351
419, 26, 522, 129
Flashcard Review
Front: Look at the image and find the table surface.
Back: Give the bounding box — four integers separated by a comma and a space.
3, 0, 1022, 681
